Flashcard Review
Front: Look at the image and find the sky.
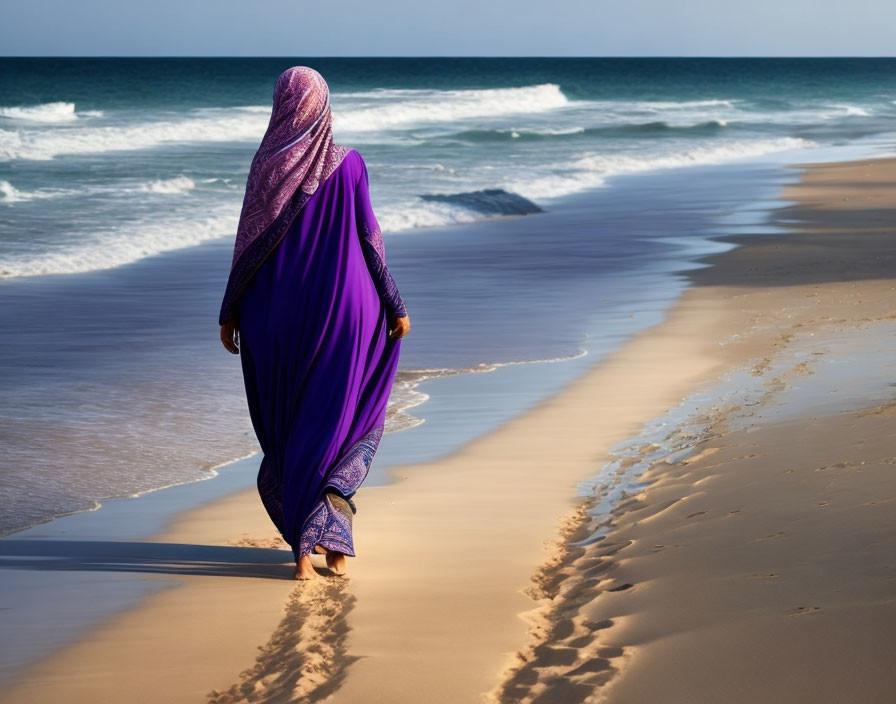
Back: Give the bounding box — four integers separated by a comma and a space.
2, 0, 894, 57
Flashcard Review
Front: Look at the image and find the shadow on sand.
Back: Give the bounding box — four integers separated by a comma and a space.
0, 539, 293, 580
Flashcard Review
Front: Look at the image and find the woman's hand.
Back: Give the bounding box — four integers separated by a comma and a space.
388, 314, 411, 340
220, 320, 240, 354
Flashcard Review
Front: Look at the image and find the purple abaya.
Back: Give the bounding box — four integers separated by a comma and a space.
236, 149, 405, 560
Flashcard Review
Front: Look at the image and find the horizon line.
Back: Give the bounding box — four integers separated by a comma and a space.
3, 54, 896, 60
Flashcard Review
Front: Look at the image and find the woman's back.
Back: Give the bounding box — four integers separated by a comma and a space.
237, 149, 380, 348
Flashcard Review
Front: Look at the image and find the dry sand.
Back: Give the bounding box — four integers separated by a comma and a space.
3, 156, 895, 703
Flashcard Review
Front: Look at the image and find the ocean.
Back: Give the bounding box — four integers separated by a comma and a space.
2, 57, 896, 536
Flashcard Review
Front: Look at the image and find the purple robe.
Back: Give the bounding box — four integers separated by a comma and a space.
236, 149, 405, 559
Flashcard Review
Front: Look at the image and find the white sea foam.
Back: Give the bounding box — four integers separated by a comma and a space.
771, 103, 873, 123
0, 208, 238, 278
0, 180, 73, 203
506, 137, 816, 201
626, 99, 736, 109
830, 103, 870, 117
139, 176, 196, 194
0, 102, 79, 123
503, 126, 586, 138
610, 99, 738, 120
721, 103, 871, 126
0, 109, 270, 161
576, 98, 874, 129
0, 180, 25, 202
1, 176, 198, 203
387, 347, 589, 430
232, 105, 271, 114
376, 201, 483, 233
573, 137, 815, 174
334, 83, 568, 132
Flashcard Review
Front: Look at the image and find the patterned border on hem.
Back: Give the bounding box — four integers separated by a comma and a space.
295, 426, 384, 558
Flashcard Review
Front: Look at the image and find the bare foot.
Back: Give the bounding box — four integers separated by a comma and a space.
325, 550, 347, 576
314, 544, 347, 575
294, 554, 316, 580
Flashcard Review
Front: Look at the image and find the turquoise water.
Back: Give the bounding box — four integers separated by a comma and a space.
1, 58, 895, 535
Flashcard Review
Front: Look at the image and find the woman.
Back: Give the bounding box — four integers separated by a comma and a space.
218, 67, 410, 581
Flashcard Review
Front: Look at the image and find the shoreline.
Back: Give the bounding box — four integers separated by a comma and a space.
3, 151, 896, 701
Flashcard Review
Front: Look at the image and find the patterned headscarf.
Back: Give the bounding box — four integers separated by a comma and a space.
219, 66, 349, 324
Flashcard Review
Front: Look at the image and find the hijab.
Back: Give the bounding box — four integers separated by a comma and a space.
219, 66, 349, 325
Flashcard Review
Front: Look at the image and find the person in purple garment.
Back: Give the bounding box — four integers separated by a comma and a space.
218, 67, 410, 580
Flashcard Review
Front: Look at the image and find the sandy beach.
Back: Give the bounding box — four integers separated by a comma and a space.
3, 154, 896, 703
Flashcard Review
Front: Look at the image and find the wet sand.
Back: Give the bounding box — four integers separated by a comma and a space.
3, 156, 896, 702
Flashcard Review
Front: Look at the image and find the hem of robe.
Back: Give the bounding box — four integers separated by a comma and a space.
292, 425, 385, 559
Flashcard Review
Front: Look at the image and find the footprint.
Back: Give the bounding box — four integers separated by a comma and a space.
606, 582, 634, 592
532, 645, 578, 666
566, 635, 593, 648
530, 679, 594, 704
566, 657, 612, 676
583, 619, 614, 632
226, 535, 289, 550
791, 606, 822, 616
551, 619, 575, 640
